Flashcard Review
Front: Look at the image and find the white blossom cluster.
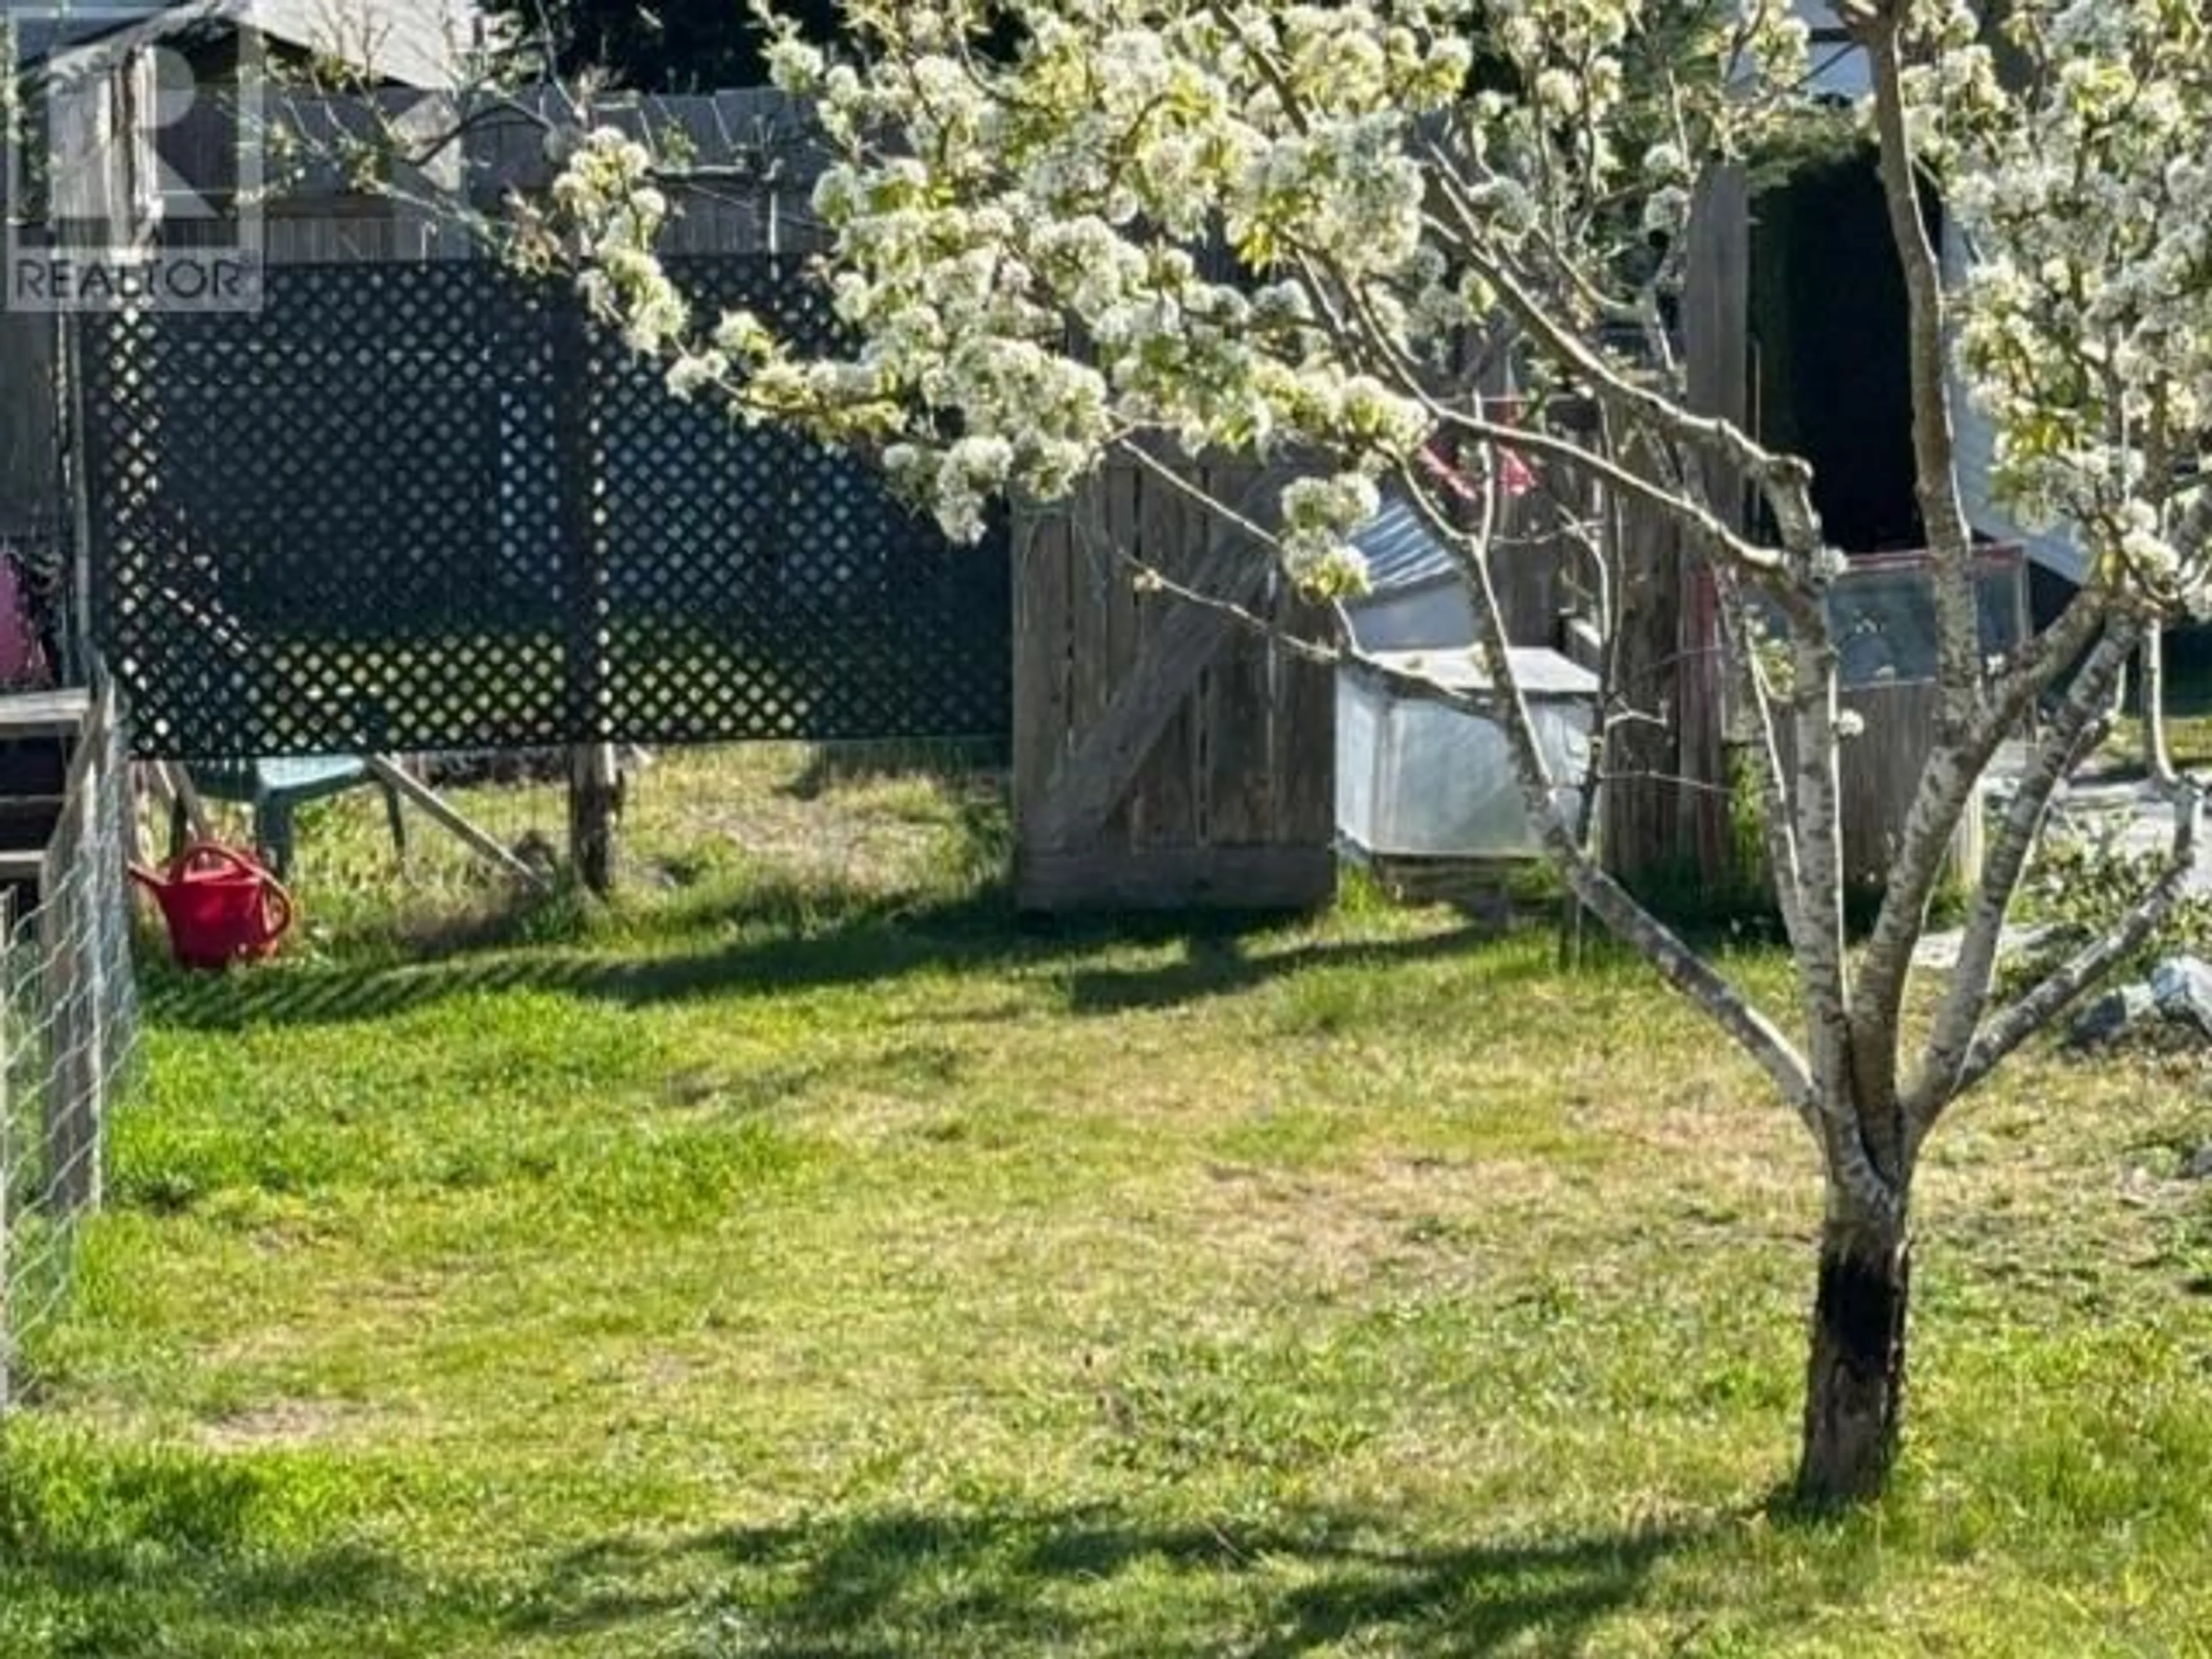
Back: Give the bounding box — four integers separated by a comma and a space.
1917, 0, 2212, 614
556, 0, 2212, 625
548, 2, 1825, 593
552, 131, 685, 355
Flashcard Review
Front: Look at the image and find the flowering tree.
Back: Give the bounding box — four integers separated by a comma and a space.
546, 0, 2209, 1505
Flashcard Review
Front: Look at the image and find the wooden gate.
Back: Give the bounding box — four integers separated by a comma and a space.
1012, 459, 1336, 912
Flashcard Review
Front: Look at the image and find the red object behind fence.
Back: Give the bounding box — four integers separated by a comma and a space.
128, 841, 294, 971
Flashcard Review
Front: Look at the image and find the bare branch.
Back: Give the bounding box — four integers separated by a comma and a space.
1786, 622, 1872, 1169
1909, 613, 2142, 1119
1429, 405, 1800, 593
1715, 575, 1809, 955
1388, 465, 1827, 1143
1849, 583, 2116, 1057
1420, 143, 1829, 563
1859, 5, 1979, 731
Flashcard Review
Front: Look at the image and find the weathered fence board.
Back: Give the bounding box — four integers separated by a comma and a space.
1013, 457, 1334, 912
1800, 680, 1983, 898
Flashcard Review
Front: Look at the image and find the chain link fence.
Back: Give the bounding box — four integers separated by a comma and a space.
0, 682, 140, 1411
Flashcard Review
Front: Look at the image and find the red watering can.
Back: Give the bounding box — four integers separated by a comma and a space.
130, 841, 294, 971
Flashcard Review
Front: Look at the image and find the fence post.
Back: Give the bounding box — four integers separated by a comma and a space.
1, 890, 13, 1414
76, 714, 106, 1195
568, 743, 619, 893
41, 706, 103, 1219
553, 294, 619, 894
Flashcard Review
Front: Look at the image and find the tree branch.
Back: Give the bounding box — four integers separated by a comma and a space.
1860, 4, 1979, 735
1715, 574, 1810, 956
1849, 579, 2115, 1062
1909, 612, 2141, 1119
1429, 405, 1802, 594
1390, 463, 1828, 1144
1788, 629, 1853, 1095
1420, 143, 1830, 564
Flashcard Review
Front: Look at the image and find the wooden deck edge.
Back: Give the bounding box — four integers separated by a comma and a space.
0, 688, 90, 740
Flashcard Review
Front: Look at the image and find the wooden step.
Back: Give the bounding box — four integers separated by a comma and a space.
0, 689, 87, 741
0, 848, 46, 883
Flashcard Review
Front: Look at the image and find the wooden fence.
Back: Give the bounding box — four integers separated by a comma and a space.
1013, 459, 1335, 912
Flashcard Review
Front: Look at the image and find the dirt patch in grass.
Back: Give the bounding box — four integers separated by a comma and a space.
1160, 1152, 1609, 1301
195, 1397, 374, 1452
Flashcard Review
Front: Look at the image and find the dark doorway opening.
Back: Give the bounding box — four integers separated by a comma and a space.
1749, 150, 1932, 554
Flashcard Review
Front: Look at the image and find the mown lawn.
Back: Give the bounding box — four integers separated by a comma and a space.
5, 746, 2212, 1657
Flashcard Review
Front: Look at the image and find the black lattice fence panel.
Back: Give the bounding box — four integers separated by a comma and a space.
81, 257, 1010, 759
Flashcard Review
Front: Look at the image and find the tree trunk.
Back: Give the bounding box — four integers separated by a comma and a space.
1796, 1210, 1911, 1508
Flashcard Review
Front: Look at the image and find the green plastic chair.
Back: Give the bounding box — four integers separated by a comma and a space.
175, 755, 407, 879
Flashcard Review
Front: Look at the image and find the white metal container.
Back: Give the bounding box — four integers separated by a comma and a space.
1336, 647, 1599, 861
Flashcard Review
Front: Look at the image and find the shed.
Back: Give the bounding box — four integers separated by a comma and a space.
1780, 1, 2089, 588
1599, 7, 2080, 889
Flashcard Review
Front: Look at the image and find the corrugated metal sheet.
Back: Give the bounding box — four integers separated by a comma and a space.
1353, 494, 1458, 595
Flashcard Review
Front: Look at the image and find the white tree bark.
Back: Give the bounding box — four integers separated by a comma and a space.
1716, 577, 1810, 956
1910, 616, 2141, 1120
2141, 627, 2180, 792
1862, 4, 1979, 733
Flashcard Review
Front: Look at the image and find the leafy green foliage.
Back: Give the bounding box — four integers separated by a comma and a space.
491, 0, 844, 89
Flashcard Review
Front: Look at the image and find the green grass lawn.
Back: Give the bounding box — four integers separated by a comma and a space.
6, 747, 2212, 1657
2101, 711, 2212, 779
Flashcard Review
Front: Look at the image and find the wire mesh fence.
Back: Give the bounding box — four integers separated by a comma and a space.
0, 682, 140, 1411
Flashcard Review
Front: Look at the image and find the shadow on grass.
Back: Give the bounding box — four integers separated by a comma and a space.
509, 1503, 1713, 1658
0, 1448, 1712, 1658
0, 1438, 441, 1658
1060, 921, 1531, 1014
142, 872, 1517, 1036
